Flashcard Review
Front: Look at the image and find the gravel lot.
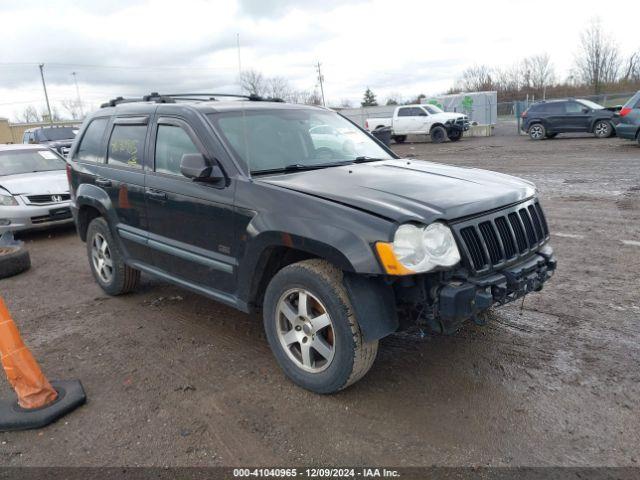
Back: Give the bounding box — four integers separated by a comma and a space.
1, 123, 639, 467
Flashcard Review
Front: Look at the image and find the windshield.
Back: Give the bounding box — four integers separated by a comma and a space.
36, 127, 77, 142
208, 108, 393, 174
423, 104, 443, 114
579, 99, 605, 110
0, 149, 66, 176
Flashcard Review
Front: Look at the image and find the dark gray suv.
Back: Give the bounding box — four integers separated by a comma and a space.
522, 99, 616, 140
67, 93, 556, 393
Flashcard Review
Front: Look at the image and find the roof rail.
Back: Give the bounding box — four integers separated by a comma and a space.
100, 92, 285, 108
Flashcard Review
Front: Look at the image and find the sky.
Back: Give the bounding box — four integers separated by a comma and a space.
0, 0, 639, 121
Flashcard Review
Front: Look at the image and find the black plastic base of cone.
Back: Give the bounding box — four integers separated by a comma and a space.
0, 380, 86, 432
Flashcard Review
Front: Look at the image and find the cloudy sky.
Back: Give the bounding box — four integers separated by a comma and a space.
0, 0, 638, 121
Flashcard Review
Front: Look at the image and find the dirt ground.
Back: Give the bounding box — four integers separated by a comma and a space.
1, 123, 639, 467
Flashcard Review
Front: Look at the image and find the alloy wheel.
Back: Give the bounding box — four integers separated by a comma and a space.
91, 233, 114, 284
275, 288, 336, 373
530, 125, 544, 139
595, 122, 610, 137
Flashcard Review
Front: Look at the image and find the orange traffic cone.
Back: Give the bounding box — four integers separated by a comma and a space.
0, 296, 86, 431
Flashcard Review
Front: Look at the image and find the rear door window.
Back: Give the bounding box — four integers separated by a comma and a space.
75, 118, 109, 163
107, 124, 147, 169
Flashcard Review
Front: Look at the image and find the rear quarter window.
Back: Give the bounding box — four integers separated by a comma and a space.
75, 118, 109, 163
624, 92, 640, 109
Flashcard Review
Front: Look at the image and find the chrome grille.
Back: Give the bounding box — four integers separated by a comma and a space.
26, 194, 71, 204
452, 199, 550, 274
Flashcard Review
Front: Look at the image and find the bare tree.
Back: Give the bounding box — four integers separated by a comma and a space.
523, 54, 555, 93
574, 18, 621, 93
304, 89, 323, 106
239, 69, 266, 96
457, 65, 494, 92
622, 51, 640, 83
339, 98, 353, 108
15, 105, 41, 123
61, 99, 83, 120
265, 76, 292, 100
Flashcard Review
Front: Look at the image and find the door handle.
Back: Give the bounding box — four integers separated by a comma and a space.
95, 177, 112, 187
146, 189, 167, 202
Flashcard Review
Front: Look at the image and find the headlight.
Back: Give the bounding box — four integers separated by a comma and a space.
376, 222, 460, 275
0, 192, 18, 206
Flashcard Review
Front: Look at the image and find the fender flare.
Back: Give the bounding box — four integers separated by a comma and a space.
74, 184, 115, 241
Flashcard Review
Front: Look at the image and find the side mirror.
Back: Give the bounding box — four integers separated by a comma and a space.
582, 107, 590, 113
180, 153, 224, 182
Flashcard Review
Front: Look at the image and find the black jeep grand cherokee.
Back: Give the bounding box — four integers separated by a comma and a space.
67, 93, 556, 393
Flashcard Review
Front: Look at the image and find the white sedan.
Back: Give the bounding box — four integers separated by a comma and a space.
0, 144, 73, 233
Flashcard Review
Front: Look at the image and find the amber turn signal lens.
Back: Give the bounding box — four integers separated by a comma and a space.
375, 242, 415, 276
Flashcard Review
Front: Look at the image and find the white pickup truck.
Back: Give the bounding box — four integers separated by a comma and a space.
365, 104, 469, 144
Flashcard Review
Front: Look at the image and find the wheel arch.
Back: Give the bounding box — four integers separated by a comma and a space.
589, 117, 613, 133
74, 184, 114, 241
242, 235, 357, 312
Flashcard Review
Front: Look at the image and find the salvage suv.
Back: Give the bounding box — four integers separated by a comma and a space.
67, 93, 556, 394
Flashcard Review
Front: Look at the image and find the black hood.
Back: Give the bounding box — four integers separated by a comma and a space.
260, 159, 536, 223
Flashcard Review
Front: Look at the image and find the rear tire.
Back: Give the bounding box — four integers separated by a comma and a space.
528, 123, 546, 140
430, 125, 447, 144
263, 259, 378, 394
393, 135, 407, 144
593, 120, 613, 138
86, 217, 140, 295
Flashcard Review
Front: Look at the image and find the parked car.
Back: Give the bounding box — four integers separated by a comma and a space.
365, 104, 469, 144
22, 125, 78, 157
67, 93, 556, 394
0, 144, 73, 233
612, 91, 640, 145
521, 99, 617, 140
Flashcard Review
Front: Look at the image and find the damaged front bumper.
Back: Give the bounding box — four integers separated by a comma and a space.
410, 245, 556, 334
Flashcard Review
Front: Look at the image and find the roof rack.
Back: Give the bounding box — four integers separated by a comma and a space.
100, 92, 284, 108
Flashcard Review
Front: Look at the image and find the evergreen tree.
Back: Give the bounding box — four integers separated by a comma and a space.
361, 88, 378, 107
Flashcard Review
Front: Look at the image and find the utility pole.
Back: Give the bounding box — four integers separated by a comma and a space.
38, 63, 53, 124
72, 71, 84, 118
316, 61, 326, 107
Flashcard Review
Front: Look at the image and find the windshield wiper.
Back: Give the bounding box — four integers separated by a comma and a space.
353, 156, 385, 163
252, 163, 334, 176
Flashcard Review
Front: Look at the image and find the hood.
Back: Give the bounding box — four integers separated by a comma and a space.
435, 112, 467, 121
0, 170, 69, 196
260, 159, 536, 223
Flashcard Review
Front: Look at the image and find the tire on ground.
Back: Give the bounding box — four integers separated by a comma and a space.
0, 244, 31, 279
86, 217, 140, 295
528, 123, 546, 140
593, 120, 613, 138
430, 125, 447, 144
393, 135, 407, 144
263, 259, 378, 394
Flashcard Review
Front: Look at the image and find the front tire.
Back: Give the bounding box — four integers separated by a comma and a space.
447, 129, 463, 142
263, 259, 378, 394
86, 217, 140, 295
593, 120, 613, 138
430, 125, 447, 143
528, 123, 546, 140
